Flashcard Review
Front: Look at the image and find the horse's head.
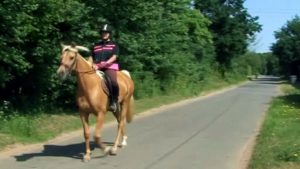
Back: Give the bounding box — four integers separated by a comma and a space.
57, 44, 89, 80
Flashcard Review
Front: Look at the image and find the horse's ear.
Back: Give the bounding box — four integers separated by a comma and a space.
61, 44, 71, 52
60, 43, 66, 49
71, 42, 77, 48
87, 56, 93, 64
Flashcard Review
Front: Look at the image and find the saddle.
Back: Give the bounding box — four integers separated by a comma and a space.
96, 71, 110, 95
96, 70, 120, 113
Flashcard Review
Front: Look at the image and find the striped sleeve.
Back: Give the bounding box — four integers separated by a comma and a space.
112, 43, 119, 57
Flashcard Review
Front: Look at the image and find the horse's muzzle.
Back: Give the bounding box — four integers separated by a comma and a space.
57, 66, 69, 80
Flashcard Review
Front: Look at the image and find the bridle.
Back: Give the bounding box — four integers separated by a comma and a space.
60, 50, 96, 74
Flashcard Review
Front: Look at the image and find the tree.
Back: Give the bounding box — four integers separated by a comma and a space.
0, 0, 96, 108
194, 0, 261, 74
272, 16, 300, 76
85, 0, 215, 97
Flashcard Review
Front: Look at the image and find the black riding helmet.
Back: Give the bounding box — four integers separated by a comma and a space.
100, 24, 112, 34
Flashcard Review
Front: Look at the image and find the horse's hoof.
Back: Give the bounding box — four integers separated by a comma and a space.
102, 146, 110, 156
110, 148, 117, 156
121, 136, 128, 147
120, 141, 127, 147
82, 155, 91, 162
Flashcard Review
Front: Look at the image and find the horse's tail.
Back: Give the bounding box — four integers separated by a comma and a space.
121, 70, 133, 123
121, 70, 131, 79
126, 95, 134, 123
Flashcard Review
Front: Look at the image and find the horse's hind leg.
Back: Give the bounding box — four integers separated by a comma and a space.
120, 121, 128, 147
121, 97, 133, 147
80, 112, 91, 162
110, 103, 128, 155
112, 105, 127, 147
120, 109, 128, 147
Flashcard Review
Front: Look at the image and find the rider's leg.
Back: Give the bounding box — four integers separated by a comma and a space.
104, 69, 119, 112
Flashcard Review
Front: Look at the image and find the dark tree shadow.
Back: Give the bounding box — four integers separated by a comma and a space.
291, 82, 300, 90
252, 76, 286, 85
269, 81, 300, 109
279, 94, 300, 109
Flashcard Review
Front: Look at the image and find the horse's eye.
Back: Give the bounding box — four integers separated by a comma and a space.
70, 56, 74, 60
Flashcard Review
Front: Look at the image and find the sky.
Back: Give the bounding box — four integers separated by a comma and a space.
244, 0, 300, 53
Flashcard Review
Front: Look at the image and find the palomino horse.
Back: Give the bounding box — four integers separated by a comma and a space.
57, 44, 134, 161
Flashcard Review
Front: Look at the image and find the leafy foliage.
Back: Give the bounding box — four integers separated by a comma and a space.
272, 16, 300, 76
194, 0, 262, 73
0, 0, 97, 109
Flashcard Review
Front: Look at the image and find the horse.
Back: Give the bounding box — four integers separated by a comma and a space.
56, 44, 134, 162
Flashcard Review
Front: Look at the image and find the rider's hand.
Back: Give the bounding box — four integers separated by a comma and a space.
96, 62, 108, 69
92, 64, 98, 70
102, 62, 108, 67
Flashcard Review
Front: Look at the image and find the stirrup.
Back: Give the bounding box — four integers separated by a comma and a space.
109, 102, 119, 113
110, 103, 116, 112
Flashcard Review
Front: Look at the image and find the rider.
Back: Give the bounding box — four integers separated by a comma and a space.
91, 24, 119, 112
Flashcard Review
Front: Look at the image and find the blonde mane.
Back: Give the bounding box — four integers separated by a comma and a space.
62, 44, 92, 66
62, 44, 90, 53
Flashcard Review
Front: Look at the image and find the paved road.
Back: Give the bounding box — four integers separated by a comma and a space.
0, 76, 281, 169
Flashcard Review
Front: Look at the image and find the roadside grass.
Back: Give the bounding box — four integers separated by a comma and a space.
0, 77, 245, 151
0, 112, 82, 145
248, 83, 300, 169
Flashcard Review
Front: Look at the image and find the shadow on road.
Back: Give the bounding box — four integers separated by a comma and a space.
13, 141, 117, 162
14, 142, 94, 161
253, 76, 300, 109
252, 76, 286, 85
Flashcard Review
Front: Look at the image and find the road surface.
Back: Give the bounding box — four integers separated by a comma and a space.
0, 76, 281, 169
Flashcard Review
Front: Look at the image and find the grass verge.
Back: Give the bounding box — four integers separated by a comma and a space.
248, 84, 300, 169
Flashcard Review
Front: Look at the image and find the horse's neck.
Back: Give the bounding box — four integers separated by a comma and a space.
76, 55, 92, 71
75, 55, 100, 89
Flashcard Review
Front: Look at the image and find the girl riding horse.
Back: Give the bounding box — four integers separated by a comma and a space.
57, 44, 134, 161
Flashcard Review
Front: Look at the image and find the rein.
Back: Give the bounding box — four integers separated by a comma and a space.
75, 68, 96, 74
74, 52, 96, 74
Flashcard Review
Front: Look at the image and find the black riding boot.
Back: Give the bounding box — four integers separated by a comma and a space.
104, 69, 119, 113
104, 75, 114, 112
105, 76, 119, 112
110, 83, 119, 113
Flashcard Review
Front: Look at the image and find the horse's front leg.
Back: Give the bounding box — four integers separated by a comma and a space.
94, 111, 110, 155
80, 112, 91, 162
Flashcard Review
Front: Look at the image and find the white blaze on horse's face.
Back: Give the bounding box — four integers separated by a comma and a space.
57, 47, 77, 80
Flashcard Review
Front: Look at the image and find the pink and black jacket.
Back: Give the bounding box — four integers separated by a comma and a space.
92, 40, 119, 70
